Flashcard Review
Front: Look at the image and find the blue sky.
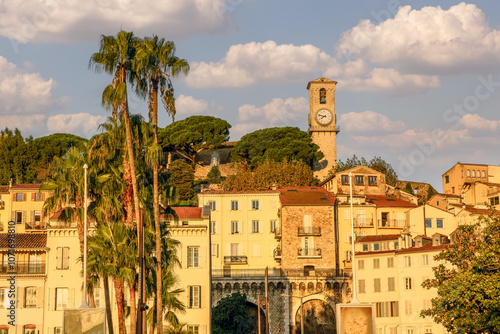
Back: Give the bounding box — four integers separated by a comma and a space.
1, 0, 500, 191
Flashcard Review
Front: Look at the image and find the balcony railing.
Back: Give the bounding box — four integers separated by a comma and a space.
212, 267, 351, 278
25, 221, 47, 230
353, 218, 374, 227
273, 248, 282, 260
297, 247, 321, 258
274, 226, 282, 238
0, 262, 46, 275
297, 226, 321, 236
378, 219, 405, 228
224, 256, 248, 265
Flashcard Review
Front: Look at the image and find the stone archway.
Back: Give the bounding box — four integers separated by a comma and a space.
293, 299, 336, 334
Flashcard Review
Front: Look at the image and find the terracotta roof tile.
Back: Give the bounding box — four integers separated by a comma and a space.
171, 207, 203, 219
10, 184, 41, 190
0, 233, 47, 250
201, 190, 280, 194
279, 187, 336, 206
358, 234, 400, 242
365, 195, 417, 208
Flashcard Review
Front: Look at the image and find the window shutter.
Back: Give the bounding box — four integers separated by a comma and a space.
11, 210, 15, 221
187, 287, 191, 308
31, 211, 35, 224
227, 221, 231, 234
23, 193, 27, 201
238, 243, 243, 256
31, 193, 35, 201
227, 201, 231, 211
259, 221, 263, 234
248, 220, 253, 234
42, 193, 45, 201
198, 286, 201, 307
178, 247, 183, 269
310, 237, 315, 250
304, 215, 312, 229
226, 244, 230, 256
12, 193, 16, 201
37, 287, 44, 308
56, 248, 61, 270
23, 211, 26, 223
202, 246, 207, 268
68, 288, 75, 308
17, 287, 24, 308
48, 288, 52, 310
63, 248, 69, 269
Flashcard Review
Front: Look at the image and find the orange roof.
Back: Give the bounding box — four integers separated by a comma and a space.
201, 190, 279, 194
10, 184, 41, 190
357, 242, 448, 256
358, 234, 400, 242
0, 233, 47, 249
365, 195, 417, 208
171, 207, 203, 219
279, 187, 335, 206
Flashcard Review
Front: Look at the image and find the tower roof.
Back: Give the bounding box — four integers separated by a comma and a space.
307, 77, 338, 90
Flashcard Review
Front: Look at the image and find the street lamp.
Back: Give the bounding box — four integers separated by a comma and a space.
281, 291, 322, 334
79, 163, 89, 309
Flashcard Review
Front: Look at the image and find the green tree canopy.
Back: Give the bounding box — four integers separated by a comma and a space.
222, 160, 317, 191
167, 159, 196, 204
159, 116, 231, 167
231, 127, 323, 167
334, 154, 398, 186
212, 292, 256, 334
421, 212, 500, 333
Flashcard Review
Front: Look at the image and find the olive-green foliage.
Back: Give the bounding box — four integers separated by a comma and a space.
223, 160, 317, 191
427, 185, 436, 200
167, 159, 195, 202
421, 212, 500, 333
207, 166, 222, 184
159, 116, 231, 166
334, 154, 398, 186
404, 182, 413, 194
212, 292, 256, 334
231, 127, 323, 167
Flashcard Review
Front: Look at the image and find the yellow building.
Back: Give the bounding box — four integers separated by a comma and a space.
198, 190, 281, 275
407, 204, 456, 237
442, 162, 490, 195
167, 207, 211, 334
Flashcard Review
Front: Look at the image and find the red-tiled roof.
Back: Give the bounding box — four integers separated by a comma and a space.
357, 243, 448, 256
365, 195, 417, 208
463, 207, 496, 215
415, 235, 432, 240
171, 207, 203, 219
0, 233, 47, 249
0, 185, 9, 194
201, 190, 280, 194
279, 187, 336, 205
358, 234, 400, 242
10, 184, 41, 190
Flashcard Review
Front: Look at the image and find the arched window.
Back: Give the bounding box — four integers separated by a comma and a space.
211, 151, 220, 166
467, 169, 471, 177
477, 170, 480, 178
319, 88, 326, 104
482, 170, 486, 178
472, 170, 476, 177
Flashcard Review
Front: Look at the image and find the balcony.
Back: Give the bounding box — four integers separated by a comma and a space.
224, 255, 248, 265
212, 267, 351, 278
25, 221, 47, 231
274, 226, 282, 239
297, 247, 322, 258
0, 200, 4, 210
0, 262, 46, 275
297, 226, 321, 236
378, 219, 405, 228
273, 248, 282, 262
353, 218, 374, 228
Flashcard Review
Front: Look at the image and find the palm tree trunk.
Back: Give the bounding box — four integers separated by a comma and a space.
88, 288, 96, 308
129, 281, 137, 334
122, 155, 134, 228
113, 277, 126, 334
149, 302, 156, 334
104, 274, 115, 334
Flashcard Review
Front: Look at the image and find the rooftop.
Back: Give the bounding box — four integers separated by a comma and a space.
279, 187, 336, 206
0, 233, 47, 250
365, 195, 417, 208
358, 234, 400, 242
171, 207, 204, 219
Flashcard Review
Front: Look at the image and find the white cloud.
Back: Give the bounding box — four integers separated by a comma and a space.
339, 111, 406, 133
47, 113, 107, 138
231, 97, 308, 139
0, 114, 46, 135
186, 41, 337, 88
175, 95, 209, 115
0, 0, 235, 44
460, 113, 500, 131
337, 3, 500, 74
0, 56, 68, 114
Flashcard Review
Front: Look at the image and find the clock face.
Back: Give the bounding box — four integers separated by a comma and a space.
316, 109, 332, 125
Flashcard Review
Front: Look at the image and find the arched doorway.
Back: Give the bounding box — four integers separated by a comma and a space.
293, 299, 335, 334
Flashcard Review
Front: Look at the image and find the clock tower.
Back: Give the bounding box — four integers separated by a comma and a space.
307, 77, 339, 180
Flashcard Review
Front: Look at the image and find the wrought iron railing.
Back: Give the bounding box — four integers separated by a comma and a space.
297, 226, 321, 236
378, 219, 405, 228
297, 247, 321, 257
353, 218, 374, 227
212, 267, 350, 278
0, 262, 46, 275
224, 256, 248, 265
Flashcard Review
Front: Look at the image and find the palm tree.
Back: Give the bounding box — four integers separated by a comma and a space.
135, 35, 189, 333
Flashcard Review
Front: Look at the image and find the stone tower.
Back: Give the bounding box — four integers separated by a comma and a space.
307, 77, 339, 181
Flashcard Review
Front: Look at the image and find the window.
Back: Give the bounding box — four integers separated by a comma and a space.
376, 301, 399, 317
210, 221, 216, 234
373, 259, 380, 269
15, 211, 23, 224
491, 197, 500, 206
358, 260, 364, 270
230, 243, 239, 256
472, 170, 476, 177
251, 200, 259, 210
388, 277, 395, 291
211, 244, 218, 257
405, 277, 412, 290
445, 175, 449, 183
270, 199, 277, 210
422, 255, 429, 266
23, 327, 35, 334
0, 287, 8, 308
482, 170, 486, 178
344, 210, 350, 220
209, 201, 216, 211
387, 257, 394, 268
231, 200, 238, 211
368, 176, 377, 186
252, 243, 261, 257
374, 278, 381, 292
374, 243, 380, 251
424, 329, 433, 334
405, 300, 412, 315
25, 287, 37, 308
54, 328, 62, 334
0, 330, 8, 334
188, 286, 201, 308
187, 247, 199, 268
56, 288, 68, 310
345, 251, 352, 262
358, 280, 365, 293
355, 175, 364, 185
425, 219, 432, 228
29, 252, 42, 273
16, 193, 24, 201
467, 169, 470, 177
252, 220, 259, 233
270, 220, 276, 233
436, 219, 443, 228
319, 88, 326, 104
423, 299, 432, 310
94, 288, 101, 308
34, 193, 42, 201
56, 247, 70, 270
187, 325, 200, 334
394, 241, 399, 250
404, 256, 412, 267
407, 329, 414, 334
341, 175, 349, 185
362, 244, 369, 251
231, 221, 239, 234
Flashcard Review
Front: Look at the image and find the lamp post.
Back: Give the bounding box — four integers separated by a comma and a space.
349, 172, 360, 304
281, 291, 322, 334
79, 163, 89, 308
